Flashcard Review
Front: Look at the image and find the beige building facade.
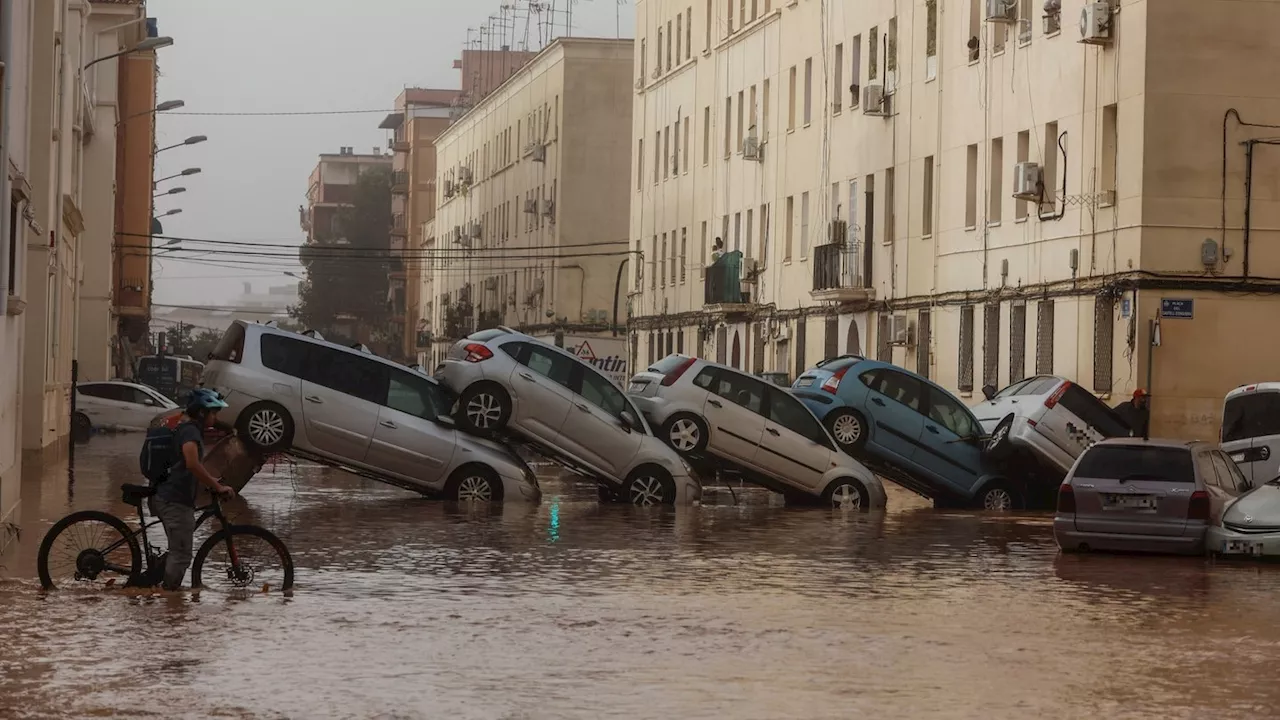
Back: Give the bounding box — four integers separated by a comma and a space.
630, 0, 1280, 440
428, 37, 634, 366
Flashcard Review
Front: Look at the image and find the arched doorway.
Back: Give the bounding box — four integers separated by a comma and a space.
846, 319, 862, 355
731, 330, 742, 369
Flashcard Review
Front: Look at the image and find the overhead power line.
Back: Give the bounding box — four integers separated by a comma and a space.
167, 109, 397, 117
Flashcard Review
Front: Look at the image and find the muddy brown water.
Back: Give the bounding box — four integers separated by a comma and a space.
2, 435, 1279, 719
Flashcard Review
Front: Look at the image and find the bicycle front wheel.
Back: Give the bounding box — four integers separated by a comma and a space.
37, 511, 142, 590
191, 525, 294, 593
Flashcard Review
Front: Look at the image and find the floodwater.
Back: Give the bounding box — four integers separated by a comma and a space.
3, 437, 1280, 719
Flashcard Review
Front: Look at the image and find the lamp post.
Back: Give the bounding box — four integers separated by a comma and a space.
154, 167, 200, 187
153, 187, 186, 198
117, 99, 184, 127
83, 35, 174, 71
155, 135, 206, 154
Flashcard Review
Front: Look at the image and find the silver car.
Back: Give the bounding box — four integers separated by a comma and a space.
435, 328, 701, 506
1209, 473, 1280, 558
627, 354, 887, 510
201, 321, 541, 503
1054, 438, 1245, 555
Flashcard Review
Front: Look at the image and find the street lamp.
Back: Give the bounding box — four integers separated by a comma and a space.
154, 167, 201, 186
154, 187, 186, 198
156, 208, 183, 218
83, 36, 174, 71
116, 99, 186, 127
154, 135, 207, 154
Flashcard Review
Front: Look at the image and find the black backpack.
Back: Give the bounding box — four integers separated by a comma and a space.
139, 421, 194, 483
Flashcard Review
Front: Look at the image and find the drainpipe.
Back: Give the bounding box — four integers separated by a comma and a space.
612, 257, 628, 336
1242, 140, 1254, 279
0, 0, 15, 317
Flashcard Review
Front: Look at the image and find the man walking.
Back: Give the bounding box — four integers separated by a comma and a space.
1113, 388, 1150, 438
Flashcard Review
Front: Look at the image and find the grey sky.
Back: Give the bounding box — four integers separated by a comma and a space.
149, 0, 634, 308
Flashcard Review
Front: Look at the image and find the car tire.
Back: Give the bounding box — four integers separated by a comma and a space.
236, 401, 294, 453
824, 409, 868, 454
71, 411, 92, 441
445, 464, 504, 503
984, 416, 1015, 461
976, 481, 1019, 511
661, 413, 709, 456
456, 382, 512, 433
623, 466, 676, 506
823, 477, 871, 510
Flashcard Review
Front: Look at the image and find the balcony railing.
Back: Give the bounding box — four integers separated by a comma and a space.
391, 170, 410, 193
811, 242, 873, 303
391, 213, 407, 235
704, 251, 750, 306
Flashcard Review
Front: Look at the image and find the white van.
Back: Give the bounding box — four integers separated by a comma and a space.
1220, 383, 1280, 487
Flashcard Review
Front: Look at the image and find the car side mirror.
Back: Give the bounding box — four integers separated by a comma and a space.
434, 414, 457, 428
620, 410, 636, 433
143, 398, 156, 406
981, 385, 996, 401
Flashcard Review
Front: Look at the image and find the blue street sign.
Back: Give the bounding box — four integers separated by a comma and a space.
1160, 298, 1194, 319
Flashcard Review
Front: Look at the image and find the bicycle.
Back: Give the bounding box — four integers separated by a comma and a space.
37, 482, 294, 593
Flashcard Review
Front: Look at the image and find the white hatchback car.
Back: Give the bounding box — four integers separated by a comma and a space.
75, 381, 178, 432
627, 354, 887, 510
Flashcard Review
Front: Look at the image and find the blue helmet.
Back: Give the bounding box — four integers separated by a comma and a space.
186, 388, 228, 415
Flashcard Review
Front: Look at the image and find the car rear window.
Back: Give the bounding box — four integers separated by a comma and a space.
1222, 392, 1280, 443
814, 355, 860, 372
1074, 445, 1196, 483
1060, 384, 1131, 438
466, 328, 510, 342
648, 354, 692, 374
209, 323, 245, 363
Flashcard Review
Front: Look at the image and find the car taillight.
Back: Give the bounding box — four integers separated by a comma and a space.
463, 343, 493, 363
821, 366, 851, 394
1045, 382, 1070, 409
660, 357, 697, 386
1057, 484, 1076, 514
1188, 490, 1211, 521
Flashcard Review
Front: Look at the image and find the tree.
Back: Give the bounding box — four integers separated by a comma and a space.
291, 166, 393, 347
188, 329, 225, 361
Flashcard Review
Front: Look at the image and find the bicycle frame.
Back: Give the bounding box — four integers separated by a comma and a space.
131, 499, 224, 559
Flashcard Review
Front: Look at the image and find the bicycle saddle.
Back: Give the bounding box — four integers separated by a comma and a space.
120, 483, 155, 507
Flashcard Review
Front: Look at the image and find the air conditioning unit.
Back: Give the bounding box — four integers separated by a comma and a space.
891, 314, 910, 345
862, 85, 889, 116
458, 166, 473, 184
469, 222, 482, 239
443, 179, 455, 197
986, 0, 1016, 23
743, 135, 763, 161
539, 198, 555, 218
829, 219, 849, 244
1012, 161, 1043, 200
1079, 2, 1112, 45
523, 198, 538, 214
531, 143, 546, 163
775, 325, 790, 342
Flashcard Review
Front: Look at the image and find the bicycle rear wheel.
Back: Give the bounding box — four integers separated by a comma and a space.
190, 525, 294, 594
37, 511, 142, 590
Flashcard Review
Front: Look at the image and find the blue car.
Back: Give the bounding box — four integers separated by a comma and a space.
792, 357, 1021, 510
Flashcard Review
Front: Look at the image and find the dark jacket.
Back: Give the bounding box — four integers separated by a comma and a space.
1113, 400, 1149, 438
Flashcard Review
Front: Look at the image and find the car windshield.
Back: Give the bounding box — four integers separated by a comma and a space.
1074, 445, 1195, 483
1222, 392, 1280, 443
648, 354, 692, 374
993, 378, 1035, 399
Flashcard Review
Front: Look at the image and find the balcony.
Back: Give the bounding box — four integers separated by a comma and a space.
704, 251, 754, 314
391, 170, 409, 195
811, 242, 874, 304
415, 329, 434, 348
390, 212, 408, 237
391, 130, 410, 152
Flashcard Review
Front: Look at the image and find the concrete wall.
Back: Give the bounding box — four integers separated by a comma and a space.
112, 49, 155, 345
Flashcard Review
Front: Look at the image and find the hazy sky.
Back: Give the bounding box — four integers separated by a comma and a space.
149, 0, 634, 308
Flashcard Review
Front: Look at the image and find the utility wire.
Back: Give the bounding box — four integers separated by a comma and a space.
116, 231, 628, 252
167, 109, 396, 117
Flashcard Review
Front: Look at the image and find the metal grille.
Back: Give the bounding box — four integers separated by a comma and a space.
696, 328, 706, 358
877, 314, 892, 362
1009, 304, 1027, 384
677, 328, 685, 354
958, 305, 975, 392
715, 326, 728, 364
647, 331, 655, 365
665, 330, 674, 356
983, 303, 1000, 389
1093, 295, 1114, 392
753, 323, 766, 373
1036, 299, 1054, 374
795, 318, 808, 377
916, 309, 931, 379
824, 316, 840, 360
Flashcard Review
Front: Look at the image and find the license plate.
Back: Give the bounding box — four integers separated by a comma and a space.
1223, 539, 1264, 556
797, 378, 814, 387
1230, 452, 1246, 463
628, 382, 646, 393
1104, 494, 1156, 510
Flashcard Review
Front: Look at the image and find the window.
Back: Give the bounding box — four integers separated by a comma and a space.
733, 212, 742, 252
386, 370, 441, 420
884, 168, 895, 245
990, 137, 1004, 223
664, 126, 671, 178
1075, 446, 1194, 483
310, 348, 390, 405
926, 388, 980, 439
1223, 392, 1280, 444
803, 58, 813, 125
705, 0, 713, 49
681, 228, 688, 282
259, 333, 311, 377
211, 323, 247, 364
654, 131, 660, 183
670, 228, 678, 282
833, 44, 844, 113
760, 204, 770, 264
965, 143, 979, 228
1036, 299, 1054, 373
1016, 130, 1030, 220
784, 195, 794, 261
677, 330, 685, 354
983, 303, 1000, 389
650, 235, 657, 289
851, 35, 862, 105
686, 7, 693, 59
637, 138, 644, 190
992, 12, 1007, 53
700, 221, 709, 276
869, 27, 879, 80
917, 309, 931, 378
736, 90, 745, 149
1044, 121, 1059, 204
800, 191, 810, 258
886, 17, 898, 77
727, 0, 735, 33
692, 366, 718, 389
762, 79, 771, 139
788, 66, 797, 130
765, 387, 831, 447
1102, 104, 1118, 199
524, 345, 573, 387
1060, 384, 1132, 438
683, 114, 691, 170
748, 85, 757, 135
745, 209, 754, 259
667, 20, 674, 70
7, 197, 19, 296
749, 0, 757, 22
862, 369, 922, 411
1093, 295, 1114, 392
76, 384, 119, 401
724, 96, 732, 156
703, 106, 711, 164
711, 370, 766, 415
959, 305, 975, 392
926, 0, 938, 77
968, 0, 981, 60
922, 156, 935, 236
579, 369, 630, 421
676, 14, 683, 64
660, 233, 668, 285
1209, 452, 1241, 494
1009, 304, 1027, 383
657, 27, 664, 75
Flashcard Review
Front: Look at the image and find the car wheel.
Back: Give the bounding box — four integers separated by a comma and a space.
457, 383, 511, 433
661, 413, 708, 455
623, 467, 676, 506
984, 416, 1015, 461
977, 481, 1019, 511
71, 412, 92, 441
824, 409, 868, 454
237, 402, 294, 453
445, 465, 504, 503
823, 477, 871, 510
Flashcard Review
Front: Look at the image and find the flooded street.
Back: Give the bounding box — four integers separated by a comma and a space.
2, 436, 1280, 719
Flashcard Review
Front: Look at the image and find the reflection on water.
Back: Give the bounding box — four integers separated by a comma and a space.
3, 436, 1280, 719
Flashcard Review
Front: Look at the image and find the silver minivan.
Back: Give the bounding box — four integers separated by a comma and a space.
1220, 383, 1280, 487
201, 321, 541, 503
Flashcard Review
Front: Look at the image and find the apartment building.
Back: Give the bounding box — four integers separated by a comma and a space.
630, 0, 1280, 439
1, 0, 36, 546
428, 37, 633, 366
379, 88, 459, 362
